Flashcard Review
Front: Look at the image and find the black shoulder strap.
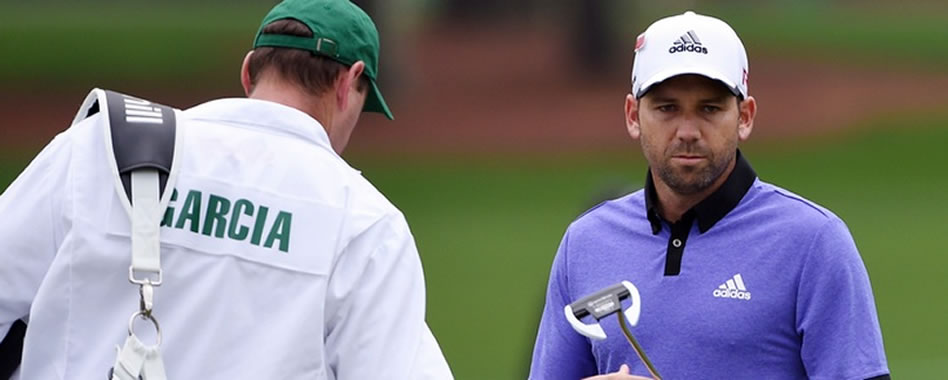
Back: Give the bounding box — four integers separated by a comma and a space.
100, 90, 177, 203
0, 90, 178, 377
73, 89, 178, 204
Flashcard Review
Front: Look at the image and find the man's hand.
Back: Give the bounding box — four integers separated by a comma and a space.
582, 364, 653, 380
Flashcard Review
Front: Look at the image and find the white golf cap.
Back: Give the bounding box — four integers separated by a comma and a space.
631, 11, 749, 99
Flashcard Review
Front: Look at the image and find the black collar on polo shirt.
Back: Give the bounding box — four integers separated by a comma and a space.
645, 150, 757, 235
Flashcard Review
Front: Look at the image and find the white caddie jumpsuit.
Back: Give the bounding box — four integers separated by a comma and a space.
0, 97, 453, 379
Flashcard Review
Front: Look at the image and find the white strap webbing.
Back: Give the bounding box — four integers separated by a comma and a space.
112, 168, 167, 380
111, 334, 168, 380
131, 169, 162, 276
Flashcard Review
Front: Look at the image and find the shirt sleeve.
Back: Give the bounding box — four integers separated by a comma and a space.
796, 217, 889, 380
323, 212, 453, 380
529, 229, 598, 379
0, 131, 73, 336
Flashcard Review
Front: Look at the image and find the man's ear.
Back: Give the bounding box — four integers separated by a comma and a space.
240, 51, 255, 97
336, 61, 366, 110
738, 96, 757, 141
625, 94, 641, 140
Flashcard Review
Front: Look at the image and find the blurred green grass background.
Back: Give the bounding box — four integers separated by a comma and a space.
2, 1, 947, 378
3, 2, 948, 88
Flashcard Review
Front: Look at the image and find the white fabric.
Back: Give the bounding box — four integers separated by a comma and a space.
0, 98, 453, 379
130, 169, 162, 276
127, 168, 164, 378
631, 11, 749, 98
124, 167, 168, 377
111, 334, 167, 380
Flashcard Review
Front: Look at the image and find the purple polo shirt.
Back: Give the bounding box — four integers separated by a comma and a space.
529, 152, 889, 380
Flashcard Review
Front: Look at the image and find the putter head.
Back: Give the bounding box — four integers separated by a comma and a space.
564, 281, 641, 340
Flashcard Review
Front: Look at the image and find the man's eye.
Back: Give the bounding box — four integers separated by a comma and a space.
702, 105, 721, 113
657, 105, 676, 112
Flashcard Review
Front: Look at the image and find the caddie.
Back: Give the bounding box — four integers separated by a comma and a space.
0, 0, 453, 378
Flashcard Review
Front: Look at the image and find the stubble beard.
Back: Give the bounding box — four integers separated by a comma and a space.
645, 140, 736, 196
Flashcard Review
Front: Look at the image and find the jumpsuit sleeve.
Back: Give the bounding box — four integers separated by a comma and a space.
0, 130, 73, 336
324, 212, 453, 379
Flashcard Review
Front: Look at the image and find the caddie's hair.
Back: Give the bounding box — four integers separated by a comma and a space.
248, 18, 369, 95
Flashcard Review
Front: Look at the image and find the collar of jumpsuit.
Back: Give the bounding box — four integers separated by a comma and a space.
187, 97, 339, 155
644, 149, 757, 275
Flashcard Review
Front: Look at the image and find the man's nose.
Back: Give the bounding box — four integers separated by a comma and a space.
675, 114, 702, 141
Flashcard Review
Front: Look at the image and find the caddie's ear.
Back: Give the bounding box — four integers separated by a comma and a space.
737, 95, 757, 141
240, 51, 255, 97
336, 61, 366, 110
625, 94, 642, 140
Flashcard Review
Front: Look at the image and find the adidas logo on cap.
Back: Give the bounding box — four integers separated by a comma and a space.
712, 273, 751, 300
668, 30, 708, 54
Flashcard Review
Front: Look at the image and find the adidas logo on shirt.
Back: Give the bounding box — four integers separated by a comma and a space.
669, 30, 708, 54
712, 274, 751, 300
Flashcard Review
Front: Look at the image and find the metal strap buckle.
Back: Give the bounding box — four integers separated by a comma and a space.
129, 267, 162, 286
315, 37, 339, 57
127, 311, 162, 347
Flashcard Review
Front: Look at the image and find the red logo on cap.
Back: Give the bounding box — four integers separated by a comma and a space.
635, 33, 646, 52
742, 69, 749, 90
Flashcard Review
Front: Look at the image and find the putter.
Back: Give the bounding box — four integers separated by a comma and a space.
564, 281, 662, 380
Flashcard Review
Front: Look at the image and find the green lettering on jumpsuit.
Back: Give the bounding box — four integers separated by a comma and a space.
174, 190, 202, 233
202, 194, 231, 238
228, 199, 254, 241
161, 189, 292, 253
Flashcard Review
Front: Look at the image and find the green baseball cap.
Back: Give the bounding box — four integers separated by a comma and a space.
253, 0, 393, 120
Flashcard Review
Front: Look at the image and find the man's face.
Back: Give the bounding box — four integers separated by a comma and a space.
626, 74, 755, 195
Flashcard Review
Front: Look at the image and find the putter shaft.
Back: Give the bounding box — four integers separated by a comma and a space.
617, 312, 662, 380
